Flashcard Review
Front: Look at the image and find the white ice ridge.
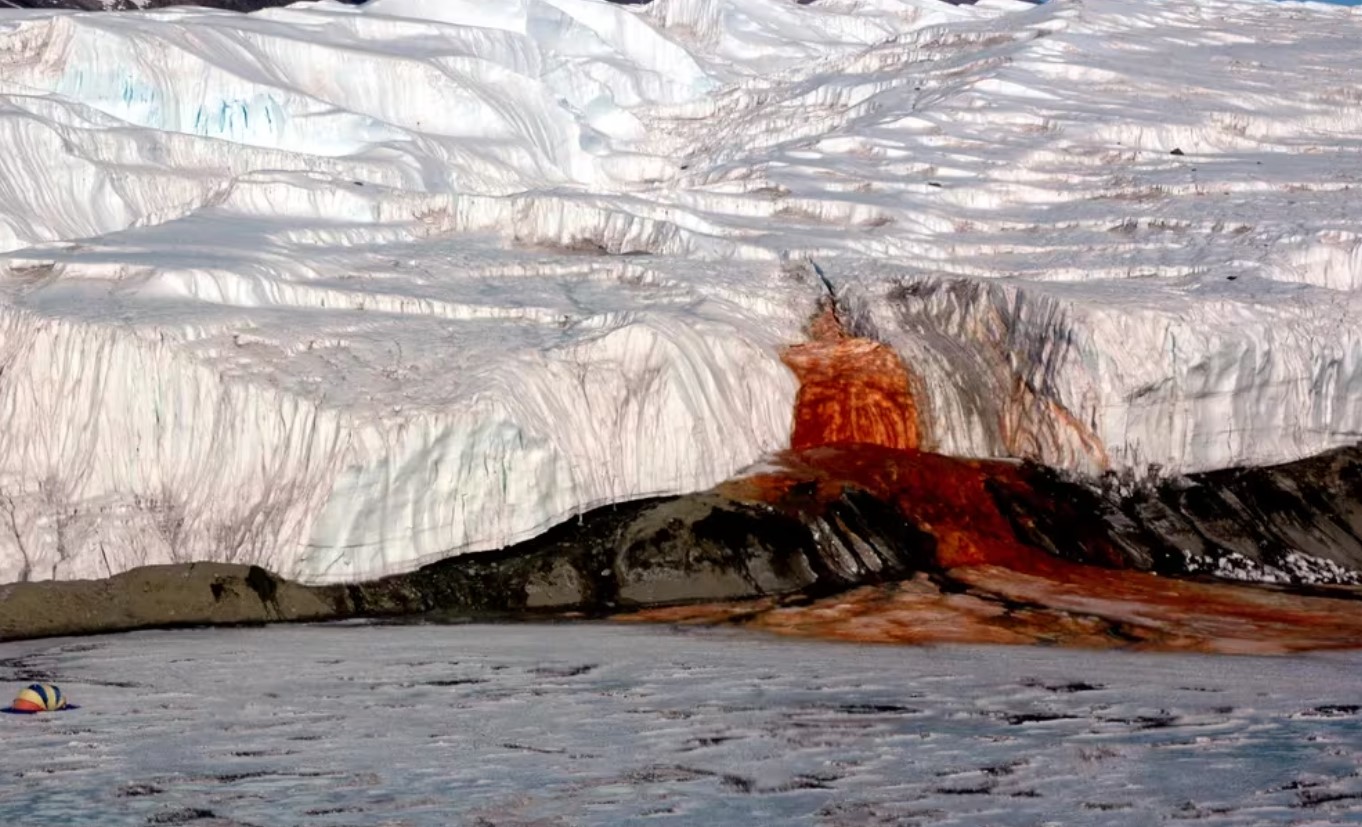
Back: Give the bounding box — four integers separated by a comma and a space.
0, 0, 1361, 583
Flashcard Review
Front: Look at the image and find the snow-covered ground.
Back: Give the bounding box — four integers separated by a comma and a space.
1, 0, 1361, 583
2, 623, 1362, 826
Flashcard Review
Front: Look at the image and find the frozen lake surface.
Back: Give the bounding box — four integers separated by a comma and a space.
2, 623, 1361, 826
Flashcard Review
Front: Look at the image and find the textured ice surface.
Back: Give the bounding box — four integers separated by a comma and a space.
1, 0, 1362, 582
2, 624, 1362, 826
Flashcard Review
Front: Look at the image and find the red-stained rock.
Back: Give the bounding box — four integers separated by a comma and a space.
636, 309, 1362, 653
721, 445, 1066, 571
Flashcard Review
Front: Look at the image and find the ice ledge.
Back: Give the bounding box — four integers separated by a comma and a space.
0, 224, 804, 585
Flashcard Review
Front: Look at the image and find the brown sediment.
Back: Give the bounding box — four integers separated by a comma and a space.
708, 444, 1362, 652
620, 308, 1362, 653
621, 569, 1362, 654
626, 446, 1362, 654
718, 444, 1099, 572
949, 565, 1362, 653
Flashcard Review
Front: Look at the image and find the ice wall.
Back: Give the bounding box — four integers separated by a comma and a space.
0, 224, 802, 584
1, 0, 1361, 583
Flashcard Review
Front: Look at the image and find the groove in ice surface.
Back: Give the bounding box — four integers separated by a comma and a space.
2, 624, 1362, 825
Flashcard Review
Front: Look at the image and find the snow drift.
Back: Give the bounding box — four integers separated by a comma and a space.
0, 0, 1360, 583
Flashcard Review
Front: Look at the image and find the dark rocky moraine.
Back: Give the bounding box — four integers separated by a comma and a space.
1, 444, 1361, 647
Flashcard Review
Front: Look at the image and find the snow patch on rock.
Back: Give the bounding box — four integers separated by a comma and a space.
1181, 549, 1362, 587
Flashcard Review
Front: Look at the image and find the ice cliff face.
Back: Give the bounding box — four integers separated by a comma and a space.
0, 0, 1360, 584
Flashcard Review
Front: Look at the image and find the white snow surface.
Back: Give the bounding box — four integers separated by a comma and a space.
1, 0, 1362, 583
3, 623, 1362, 826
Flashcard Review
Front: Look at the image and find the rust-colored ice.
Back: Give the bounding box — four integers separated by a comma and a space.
781, 304, 922, 452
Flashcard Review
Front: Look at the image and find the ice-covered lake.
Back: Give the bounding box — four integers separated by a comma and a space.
2, 623, 1361, 826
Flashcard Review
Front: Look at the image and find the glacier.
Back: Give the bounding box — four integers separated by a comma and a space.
0, 0, 1360, 584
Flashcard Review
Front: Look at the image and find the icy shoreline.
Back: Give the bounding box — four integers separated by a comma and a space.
4, 624, 1362, 826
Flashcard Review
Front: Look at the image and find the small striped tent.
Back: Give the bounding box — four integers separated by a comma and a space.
4, 683, 71, 714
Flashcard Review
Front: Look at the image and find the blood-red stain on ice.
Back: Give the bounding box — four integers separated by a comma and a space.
781, 304, 921, 452
622, 308, 1362, 653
